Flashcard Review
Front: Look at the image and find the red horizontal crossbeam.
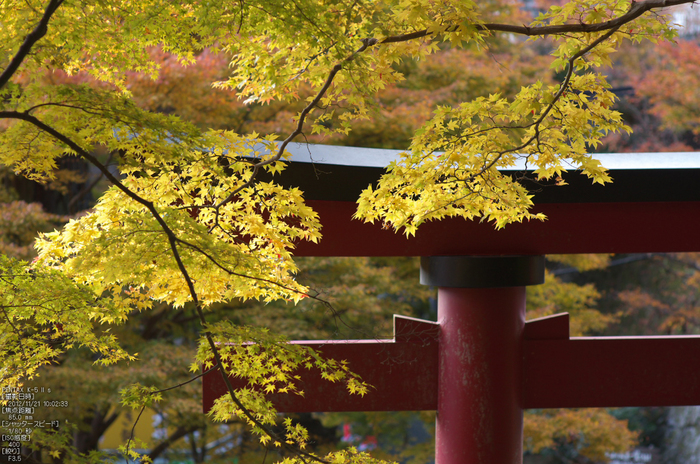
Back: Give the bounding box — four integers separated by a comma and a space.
294, 200, 700, 256
203, 312, 700, 413
202, 316, 439, 413
522, 313, 700, 408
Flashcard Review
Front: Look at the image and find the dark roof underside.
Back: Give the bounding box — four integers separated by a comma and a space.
266, 144, 700, 256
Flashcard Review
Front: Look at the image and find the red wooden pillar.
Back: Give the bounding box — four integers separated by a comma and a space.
421, 256, 545, 464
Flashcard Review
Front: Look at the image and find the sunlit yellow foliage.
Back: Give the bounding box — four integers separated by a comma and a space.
0, 0, 689, 461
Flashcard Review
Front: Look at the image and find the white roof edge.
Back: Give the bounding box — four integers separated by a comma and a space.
282, 143, 401, 168
282, 142, 700, 170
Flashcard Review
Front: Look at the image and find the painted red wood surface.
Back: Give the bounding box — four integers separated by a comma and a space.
522, 314, 700, 408
523, 336, 700, 408
202, 316, 439, 413
293, 200, 700, 256
435, 287, 525, 464
204, 312, 700, 413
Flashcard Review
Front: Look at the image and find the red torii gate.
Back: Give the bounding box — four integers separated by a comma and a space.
204, 144, 700, 464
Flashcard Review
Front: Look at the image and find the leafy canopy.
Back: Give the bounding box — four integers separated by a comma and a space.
0, 0, 694, 462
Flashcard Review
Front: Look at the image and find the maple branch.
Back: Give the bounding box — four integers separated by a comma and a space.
290, 41, 339, 81
123, 367, 211, 462
0, 0, 64, 91
172, 236, 360, 332
0, 306, 28, 362
153, 366, 218, 395
397, 26, 622, 229
0, 111, 157, 209
0, 109, 327, 464
216, 0, 682, 222
215, 38, 376, 211
124, 404, 147, 464
379, 0, 696, 45
477, 26, 620, 175
482, 0, 694, 35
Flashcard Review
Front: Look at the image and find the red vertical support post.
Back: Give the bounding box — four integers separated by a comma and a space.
421, 256, 545, 464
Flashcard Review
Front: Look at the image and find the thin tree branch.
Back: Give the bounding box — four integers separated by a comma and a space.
123, 367, 211, 462
151, 365, 218, 395
379, 0, 696, 44
391, 26, 622, 230
172, 236, 348, 323
0, 109, 327, 463
0, 0, 64, 91
476, 25, 622, 174
0, 306, 28, 361
215, 38, 377, 210
210, 0, 684, 216
125, 404, 147, 464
